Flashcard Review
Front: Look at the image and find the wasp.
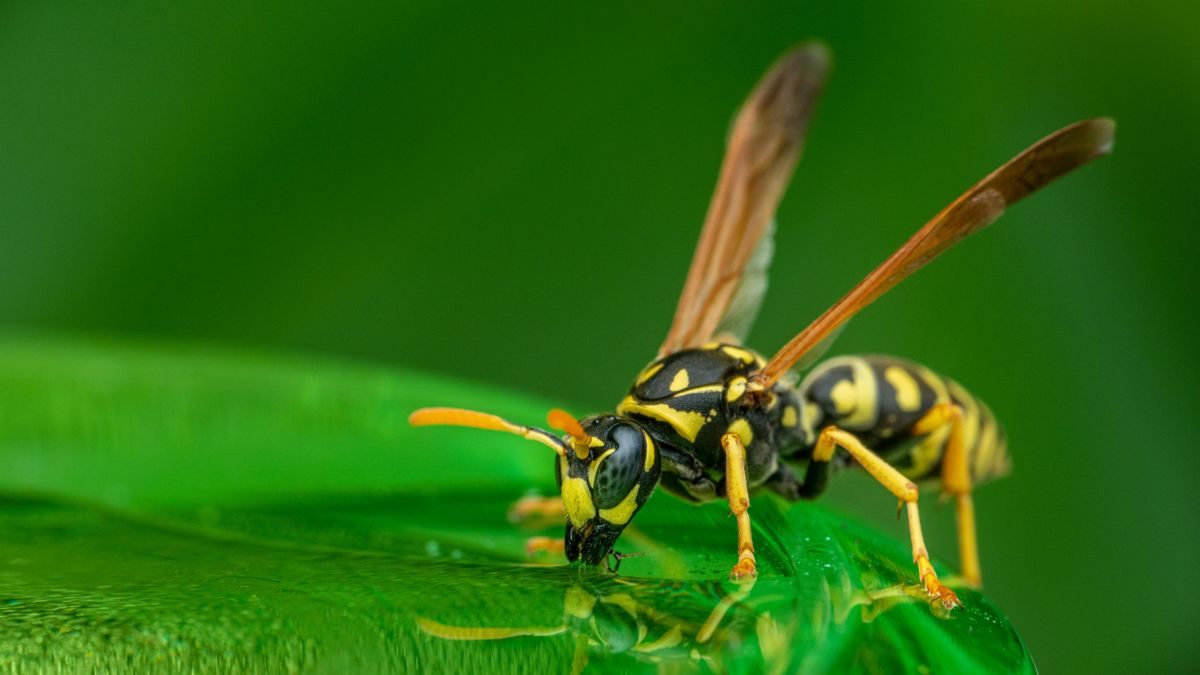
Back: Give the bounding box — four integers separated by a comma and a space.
419, 578, 755, 671
411, 43, 1113, 609
417, 571, 948, 671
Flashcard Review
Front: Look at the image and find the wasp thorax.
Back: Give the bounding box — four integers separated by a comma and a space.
559, 415, 662, 565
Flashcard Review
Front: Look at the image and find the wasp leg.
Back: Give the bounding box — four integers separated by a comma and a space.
763, 461, 829, 500
696, 579, 756, 643
508, 495, 565, 524
720, 432, 757, 581
814, 426, 961, 609
800, 455, 831, 499
570, 632, 589, 675
660, 445, 721, 502
525, 535, 565, 557
912, 402, 981, 587
763, 463, 803, 500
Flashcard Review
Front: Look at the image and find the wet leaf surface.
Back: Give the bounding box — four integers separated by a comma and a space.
0, 338, 1034, 673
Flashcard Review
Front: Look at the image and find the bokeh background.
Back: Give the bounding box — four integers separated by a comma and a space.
1, 2, 1196, 672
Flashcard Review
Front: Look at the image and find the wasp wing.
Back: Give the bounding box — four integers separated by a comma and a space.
658, 43, 829, 356
752, 117, 1115, 388
711, 218, 774, 344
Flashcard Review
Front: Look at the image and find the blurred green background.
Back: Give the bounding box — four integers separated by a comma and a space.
1, 2, 1196, 672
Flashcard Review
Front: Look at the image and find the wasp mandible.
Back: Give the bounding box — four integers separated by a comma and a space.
411, 43, 1114, 609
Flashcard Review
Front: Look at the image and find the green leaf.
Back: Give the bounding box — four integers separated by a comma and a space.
0, 337, 1034, 673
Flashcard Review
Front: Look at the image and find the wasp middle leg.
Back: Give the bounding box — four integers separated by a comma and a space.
813, 425, 961, 608
721, 431, 757, 581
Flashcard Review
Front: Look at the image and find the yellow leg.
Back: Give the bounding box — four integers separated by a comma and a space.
721, 432, 757, 581
954, 493, 981, 587
508, 495, 565, 523
814, 426, 961, 609
913, 403, 982, 587
525, 536, 565, 557
417, 617, 567, 640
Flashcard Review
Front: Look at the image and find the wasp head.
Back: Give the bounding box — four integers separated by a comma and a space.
407, 405, 661, 568
556, 415, 661, 566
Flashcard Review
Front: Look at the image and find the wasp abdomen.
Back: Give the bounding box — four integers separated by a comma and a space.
798, 356, 1010, 485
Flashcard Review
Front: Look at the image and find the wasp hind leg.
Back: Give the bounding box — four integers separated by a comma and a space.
720, 432, 757, 582
764, 460, 830, 500
911, 402, 982, 588
813, 426, 961, 609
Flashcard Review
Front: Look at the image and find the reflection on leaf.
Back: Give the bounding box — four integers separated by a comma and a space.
417, 549, 986, 673
0, 339, 1034, 673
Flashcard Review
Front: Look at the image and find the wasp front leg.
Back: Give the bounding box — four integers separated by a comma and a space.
813, 426, 961, 609
506, 496, 567, 558
508, 495, 565, 523
721, 432, 757, 581
524, 536, 566, 557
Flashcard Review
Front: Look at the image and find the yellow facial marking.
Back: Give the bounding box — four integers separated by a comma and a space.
721, 346, 758, 365
599, 485, 640, 525
561, 477, 596, 528
781, 405, 798, 428
884, 366, 922, 412
642, 430, 656, 471
588, 448, 615, 486
635, 362, 664, 386
728, 418, 753, 446
618, 396, 706, 442
670, 369, 690, 392
726, 376, 747, 403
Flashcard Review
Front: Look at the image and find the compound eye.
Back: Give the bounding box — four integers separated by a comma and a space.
592, 424, 646, 509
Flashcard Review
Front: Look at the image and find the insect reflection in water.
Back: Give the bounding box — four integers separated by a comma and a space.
418, 568, 951, 674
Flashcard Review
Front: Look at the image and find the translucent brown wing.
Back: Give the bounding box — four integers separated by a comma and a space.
710, 217, 775, 344
657, 43, 829, 357
751, 117, 1116, 388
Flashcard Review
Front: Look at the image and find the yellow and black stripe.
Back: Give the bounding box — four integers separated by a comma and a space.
797, 355, 1010, 485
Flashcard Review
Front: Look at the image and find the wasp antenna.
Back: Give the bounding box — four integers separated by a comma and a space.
547, 408, 587, 441
409, 407, 567, 457
547, 408, 593, 460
